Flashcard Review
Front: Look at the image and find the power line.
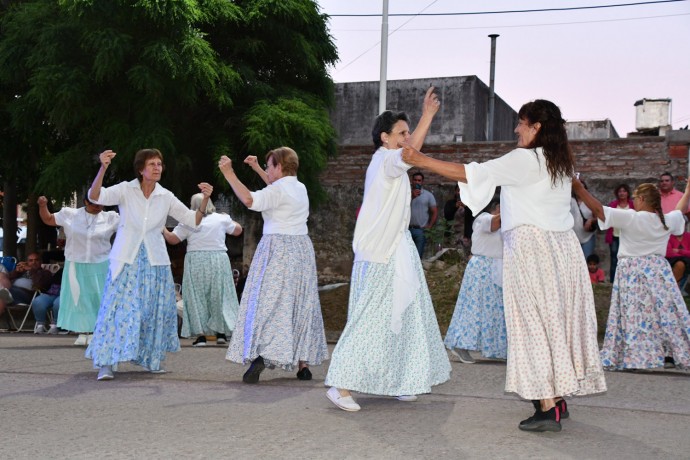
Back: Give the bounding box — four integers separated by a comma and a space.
328, 0, 687, 17
330, 13, 690, 33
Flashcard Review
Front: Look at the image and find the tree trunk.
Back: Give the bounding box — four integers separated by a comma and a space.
2, 179, 18, 258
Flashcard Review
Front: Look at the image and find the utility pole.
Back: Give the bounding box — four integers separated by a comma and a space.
487, 34, 499, 141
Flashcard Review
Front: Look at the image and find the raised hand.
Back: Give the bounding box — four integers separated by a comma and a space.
198, 182, 213, 198
100, 150, 116, 168
37, 196, 48, 207
218, 155, 233, 174
244, 156, 260, 169
422, 86, 441, 117
402, 142, 424, 166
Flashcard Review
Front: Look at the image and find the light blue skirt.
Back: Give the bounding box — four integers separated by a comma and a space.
325, 232, 451, 396
181, 250, 239, 337
57, 260, 109, 333
86, 245, 179, 371
444, 255, 507, 359
226, 234, 329, 371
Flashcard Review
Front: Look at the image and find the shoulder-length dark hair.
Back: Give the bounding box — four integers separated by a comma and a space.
518, 100, 574, 186
371, 110, 410, 149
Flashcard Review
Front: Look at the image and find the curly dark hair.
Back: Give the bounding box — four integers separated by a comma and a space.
371, 110, 410, 150
518, 100, 574, 186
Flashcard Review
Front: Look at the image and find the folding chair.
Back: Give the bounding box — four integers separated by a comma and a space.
5, 290, 39, 332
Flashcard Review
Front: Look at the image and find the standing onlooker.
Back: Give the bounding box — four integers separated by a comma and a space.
0, 253, 52, 326
574, 179, 690, 370
403, 99, 607, 432
444, 195, 506, 363
220, 148, 328, 383
325, 87, 450, 412
409, 172, 437, 258
586, 254, 605, 284
605, 184, 634, 282
86, 149, 213, 380
38, 195, 120, 345
163, 194, 243, 347
659, 172, 687, 214
570, 181, 597, 258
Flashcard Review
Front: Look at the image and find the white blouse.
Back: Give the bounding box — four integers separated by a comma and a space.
89, 179, 197, 267
471, 212, 503, 259
599, 207, 685, 257
54, 207, 120, 263
172, 213, 238, 252
353, 147, 411, 263
249, 176, 308, 236
459, 147, 574, 232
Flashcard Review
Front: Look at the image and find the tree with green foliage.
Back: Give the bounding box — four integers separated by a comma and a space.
0, 0, 338, 255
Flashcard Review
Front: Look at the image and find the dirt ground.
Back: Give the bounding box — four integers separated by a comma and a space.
320, 249, 615, 341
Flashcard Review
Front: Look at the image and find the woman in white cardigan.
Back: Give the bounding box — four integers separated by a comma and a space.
324, 87, 451, 412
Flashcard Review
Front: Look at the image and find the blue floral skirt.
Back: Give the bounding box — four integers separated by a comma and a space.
444, 255, 507, 359
600, 255, 690, 370
86, 245, 179, 371
225, 234, 328, 371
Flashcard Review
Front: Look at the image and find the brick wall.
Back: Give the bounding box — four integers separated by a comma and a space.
311, 136, 689, 281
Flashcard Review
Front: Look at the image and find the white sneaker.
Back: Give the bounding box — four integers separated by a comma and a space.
326, 387, 361, 412
97, 366, 114, 381
396, 395, 418, 402
47, 324, 58, 335
34, 324, 47, 334
73, 334, 88, 346
86, 334, 94, 345
449, 348, 476, 364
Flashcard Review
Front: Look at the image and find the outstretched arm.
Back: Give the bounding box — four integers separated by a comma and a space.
89, 150, 116, 202
572, 177, 605, 221
195, 182, 213, 226
163, 228, 181, 245
244, 156, 270, 185
402, 144, 467, 182
219, 156, 253, 208
409, 86, 441, 150
37, 196, 57, 226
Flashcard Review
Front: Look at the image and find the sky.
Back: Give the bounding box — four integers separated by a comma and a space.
317, 0, 690, 136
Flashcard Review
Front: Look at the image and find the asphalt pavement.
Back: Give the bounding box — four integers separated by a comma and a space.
1, 333, 689, 460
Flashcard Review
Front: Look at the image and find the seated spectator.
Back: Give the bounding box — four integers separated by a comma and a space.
666, 231, 690, 288
32, 267, 63, 334
0, 253, 52, 319
586, 254, 605, 284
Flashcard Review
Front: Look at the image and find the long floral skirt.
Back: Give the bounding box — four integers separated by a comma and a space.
600, 255, 690, 370
225, 234, 328, 371
57, 259, 109, 333
86, 245, 179, 371
181, 250, 239, 338
444, 255, 507, 359
325, 232, 451, 396
503, 226, 606, 400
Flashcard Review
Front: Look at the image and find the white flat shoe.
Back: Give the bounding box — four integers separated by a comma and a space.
97, 366, 114, 381
396, 395, 418, 402
326, 387, 361, 412
73, 334, 87, 346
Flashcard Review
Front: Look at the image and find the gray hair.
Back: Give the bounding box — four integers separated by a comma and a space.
190, 193, 215, 214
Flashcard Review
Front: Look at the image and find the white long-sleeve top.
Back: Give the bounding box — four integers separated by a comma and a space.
599, 207, 684, 257
459, 147, 574, 232
471, 212, 503, 259
89, 179, 197, 266
172, 213, 238, 252
570, 198, 595, 244
353, 147, 412, 263
54, 207, 119, 263
249, 176, 309, 235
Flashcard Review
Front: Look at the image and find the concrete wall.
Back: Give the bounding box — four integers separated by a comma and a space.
331, 76, 518, 146
566, 120, 620, 140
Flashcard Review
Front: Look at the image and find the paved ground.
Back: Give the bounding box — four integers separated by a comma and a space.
1, 333, 689, 460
